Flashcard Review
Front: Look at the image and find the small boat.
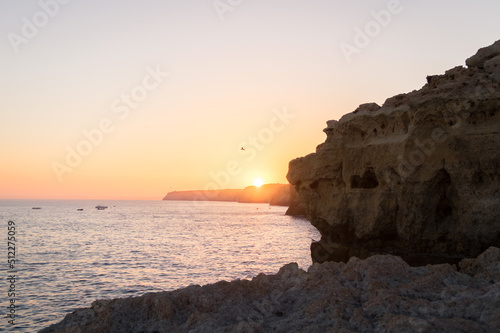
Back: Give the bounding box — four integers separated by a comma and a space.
95, 205, 108, 210
32, 207, 42, 210
77, 209, 84, 211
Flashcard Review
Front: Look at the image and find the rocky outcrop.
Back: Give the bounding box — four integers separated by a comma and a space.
40, 247, 500, 332
287, 40, 500, 264
163, 184, 294, 206
285, 185, 307, 216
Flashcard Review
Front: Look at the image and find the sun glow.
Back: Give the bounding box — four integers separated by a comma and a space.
253, 178, 264, 187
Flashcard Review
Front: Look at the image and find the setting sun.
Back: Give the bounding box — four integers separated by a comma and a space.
253, 178, 264, 187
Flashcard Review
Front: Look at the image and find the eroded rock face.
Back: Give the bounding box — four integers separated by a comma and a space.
40, 247, 500, 332
287, 40, 500, 264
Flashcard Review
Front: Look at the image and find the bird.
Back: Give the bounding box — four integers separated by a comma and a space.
240, 147, 245, 151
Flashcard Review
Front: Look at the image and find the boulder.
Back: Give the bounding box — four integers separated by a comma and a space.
466, 39, 500, 69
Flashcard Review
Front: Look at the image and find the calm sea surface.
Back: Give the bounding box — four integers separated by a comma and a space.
0, 200, 319, 332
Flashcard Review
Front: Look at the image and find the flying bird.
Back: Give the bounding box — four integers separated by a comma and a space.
240, 147, 245, 151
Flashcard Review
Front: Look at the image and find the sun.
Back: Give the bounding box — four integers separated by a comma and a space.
253, 178, 264, 187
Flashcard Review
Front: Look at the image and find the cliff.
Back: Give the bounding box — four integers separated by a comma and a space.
284, 185, 306, 216
40, 247, 500, 332
287, 40, 500, 265
163, 184, 294, 206
163, 189, 242, 202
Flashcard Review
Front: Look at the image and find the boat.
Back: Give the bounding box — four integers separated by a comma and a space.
77, 209, 84, 211
32, 207, 42, 210
95, 205, 108, 210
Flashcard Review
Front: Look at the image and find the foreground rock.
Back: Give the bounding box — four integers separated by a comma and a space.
287, 40, 500, 264
40, 247, 500, 332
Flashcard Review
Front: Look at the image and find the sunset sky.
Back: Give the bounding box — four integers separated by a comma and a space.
1, 0, 499, 200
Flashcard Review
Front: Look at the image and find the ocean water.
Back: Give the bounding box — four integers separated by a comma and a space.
0, 200, 319, 332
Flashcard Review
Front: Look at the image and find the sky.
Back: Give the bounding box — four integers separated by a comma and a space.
1, 0, 499, 200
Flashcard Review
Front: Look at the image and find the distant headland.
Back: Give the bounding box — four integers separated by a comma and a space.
163, 183, 294, 207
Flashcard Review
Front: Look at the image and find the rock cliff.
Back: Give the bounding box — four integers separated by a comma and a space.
287, 40, 500, 265
40, 247, 500, 332
163, 184, 293, 206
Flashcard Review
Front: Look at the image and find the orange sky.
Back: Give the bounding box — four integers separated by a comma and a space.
1, 1, 500, 199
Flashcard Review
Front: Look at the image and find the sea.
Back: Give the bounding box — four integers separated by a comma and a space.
0, 200, 319, 332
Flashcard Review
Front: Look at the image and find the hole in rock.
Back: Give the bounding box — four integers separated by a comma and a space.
433, 169, 453, 225
350, 169, 379, 189
472, 172, 483, 184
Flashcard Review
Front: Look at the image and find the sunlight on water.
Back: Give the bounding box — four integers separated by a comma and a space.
0, 200, 319, 332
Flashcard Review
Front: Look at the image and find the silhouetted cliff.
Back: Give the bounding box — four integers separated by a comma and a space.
163, 184, 294, 206
163, 189, 241, 202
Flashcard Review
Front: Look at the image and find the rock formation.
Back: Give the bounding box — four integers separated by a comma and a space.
40, 247, 500, 332
287, 40, 500, 265
285, 186, 307, 216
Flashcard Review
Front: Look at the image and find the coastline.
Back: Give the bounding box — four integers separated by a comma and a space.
39, 40, 500, 332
